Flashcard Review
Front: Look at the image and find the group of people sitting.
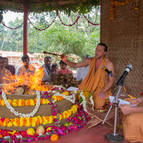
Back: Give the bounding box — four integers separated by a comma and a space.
0, 53, 90, 86
0, 42, 142, 143
0, 55, 74, 84
42, 56, 73, 83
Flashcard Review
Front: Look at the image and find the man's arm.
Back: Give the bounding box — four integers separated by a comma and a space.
17, 67, 22, 76
120, 96, 143, 115
103, 60, 115, 92
120, 104, 143, 115
99, 60, 115, 98
130, 97, 143, 105
61, 55, 91, 68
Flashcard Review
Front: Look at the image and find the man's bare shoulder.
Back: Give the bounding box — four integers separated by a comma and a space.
106, 58, 114, 65
105, 58, 114, 70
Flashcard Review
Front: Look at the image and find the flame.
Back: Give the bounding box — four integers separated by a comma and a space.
2, 62, 53, 95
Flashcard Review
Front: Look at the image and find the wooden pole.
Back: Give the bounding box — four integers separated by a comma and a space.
23, 3, 28, 55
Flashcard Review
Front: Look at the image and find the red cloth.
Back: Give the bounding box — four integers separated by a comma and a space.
57, 68, 72, 74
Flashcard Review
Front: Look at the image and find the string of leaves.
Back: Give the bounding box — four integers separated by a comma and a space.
0, 0, 100, 14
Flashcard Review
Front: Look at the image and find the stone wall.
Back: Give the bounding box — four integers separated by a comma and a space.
101, 0, 143, 95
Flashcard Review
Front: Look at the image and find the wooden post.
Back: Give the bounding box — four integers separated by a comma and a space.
23, 3, 28, 55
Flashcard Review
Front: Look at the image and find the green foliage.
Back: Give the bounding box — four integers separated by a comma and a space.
0, 9, 100, 60
0, 0, 100, 14
0, 18, 23, 51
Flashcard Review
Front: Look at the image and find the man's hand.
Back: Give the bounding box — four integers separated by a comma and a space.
61, 54, 67, 63
98, 91, 106, 99
120, 104, 134, 115
130, 98, 142, 105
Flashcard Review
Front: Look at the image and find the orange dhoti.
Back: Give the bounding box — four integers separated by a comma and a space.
123, 113, 143, 143
78, 57, 112, 109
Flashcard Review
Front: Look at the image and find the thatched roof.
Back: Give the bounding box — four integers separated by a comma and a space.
0, 0, 100, 14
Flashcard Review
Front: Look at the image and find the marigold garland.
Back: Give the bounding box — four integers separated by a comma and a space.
2, 91, 41, 117
0, 109, 89, 142
0, 105, 78, 127
0, 89, 90, 142
0, 96, 64, 106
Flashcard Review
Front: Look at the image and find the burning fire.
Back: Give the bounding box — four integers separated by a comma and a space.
2, 62, 53, 95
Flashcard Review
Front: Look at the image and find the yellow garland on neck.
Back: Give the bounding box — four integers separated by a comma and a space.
0, 105, 78, 127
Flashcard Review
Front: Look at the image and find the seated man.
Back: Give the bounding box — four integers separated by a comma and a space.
0, 56, 12, 84
120, 97, 143, 143
57, 60, 73, 75
0, 57, 15, 94
17, 55, 35, 85
61, 42, 115, 109
3, 57, 15, 75
42, 56, 52, 83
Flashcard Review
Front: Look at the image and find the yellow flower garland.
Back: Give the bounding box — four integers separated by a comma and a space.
0, 105, 78, 127
0, 96, 64, 106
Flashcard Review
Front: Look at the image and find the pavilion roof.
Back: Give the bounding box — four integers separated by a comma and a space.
0, 0, 100, 14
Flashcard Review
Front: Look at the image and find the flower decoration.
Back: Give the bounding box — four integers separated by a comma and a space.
110, 0, 131, 20
27, 128, 35, 136
36, 126, 45, 136
50, 134, 59, 142
0, 88, 90, 142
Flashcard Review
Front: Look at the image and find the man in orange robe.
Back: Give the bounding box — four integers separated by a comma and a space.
61, 42, 115, 109
120, 97, 143, 143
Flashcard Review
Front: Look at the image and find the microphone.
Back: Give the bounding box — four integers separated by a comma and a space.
117, 64, 133, 86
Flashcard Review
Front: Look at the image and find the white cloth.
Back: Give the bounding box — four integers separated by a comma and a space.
76, 66, 89, 81
42, 64, 52, 82
67, 87, 78, 91
109, 96, 136, 106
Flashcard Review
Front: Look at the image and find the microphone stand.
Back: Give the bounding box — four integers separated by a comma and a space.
103, 82, 124, 142
103, 64, 132, 142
